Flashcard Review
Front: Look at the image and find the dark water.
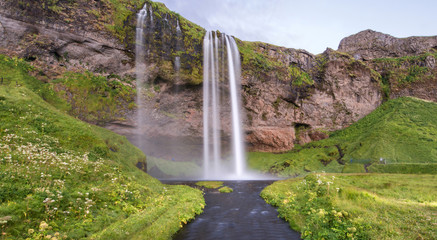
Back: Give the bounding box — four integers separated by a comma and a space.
165, 180, 301, 240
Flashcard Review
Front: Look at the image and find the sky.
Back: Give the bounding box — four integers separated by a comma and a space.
154, 0, 437, 54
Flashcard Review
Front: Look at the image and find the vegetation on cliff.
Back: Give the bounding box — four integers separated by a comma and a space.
249, 97, 437, 176
0, 55, 204, 239
371, 51, 437, 98
262, 173, 436, 239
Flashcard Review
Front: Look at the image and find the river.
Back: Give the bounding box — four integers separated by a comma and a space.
164, 180, 301, 240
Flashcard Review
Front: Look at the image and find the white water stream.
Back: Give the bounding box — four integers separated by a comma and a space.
202, 31, 247, 179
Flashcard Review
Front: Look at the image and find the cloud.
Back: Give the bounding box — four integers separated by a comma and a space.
155, 0, 437, 54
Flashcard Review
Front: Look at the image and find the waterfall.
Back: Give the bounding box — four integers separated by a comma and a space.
203, 31, 247, 179
174, 18, 182, 72
135, 4, 148, 141
225, 35, 246, 176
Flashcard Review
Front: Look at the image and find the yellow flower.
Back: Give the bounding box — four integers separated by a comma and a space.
39, 221, 49, 231
28, 229, 35, 234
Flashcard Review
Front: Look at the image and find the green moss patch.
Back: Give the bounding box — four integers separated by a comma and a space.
195, 181, 224, 189
218, 186, 233, 193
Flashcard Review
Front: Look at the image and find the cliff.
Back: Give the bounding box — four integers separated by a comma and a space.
1, 0, 436, 155
338, 29, 437, 60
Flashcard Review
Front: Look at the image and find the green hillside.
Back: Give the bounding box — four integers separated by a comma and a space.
0, 55, 204, 239
249, 97, 437, 176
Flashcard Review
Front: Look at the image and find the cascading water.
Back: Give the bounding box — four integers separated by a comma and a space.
225, 35, 246, 176
135, 4, 148, 144
174, 19, 182, 73
203, 31, 247, 179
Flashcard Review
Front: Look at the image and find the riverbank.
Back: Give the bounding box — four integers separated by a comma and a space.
261, 173, 437, 239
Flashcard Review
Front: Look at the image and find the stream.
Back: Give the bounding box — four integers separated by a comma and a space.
164, 180, 301, 240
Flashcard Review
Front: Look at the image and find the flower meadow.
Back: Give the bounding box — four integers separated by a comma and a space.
0, 55, 204, 239
261, 173, 436, 239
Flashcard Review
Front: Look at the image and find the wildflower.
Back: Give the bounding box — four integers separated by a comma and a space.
317, 209, 326, 216
28, 229, 35, 234
39, 221, 49, 231
342, 211, 349, 217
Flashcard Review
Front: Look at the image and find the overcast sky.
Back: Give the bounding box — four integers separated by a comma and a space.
154, 0, 437, 54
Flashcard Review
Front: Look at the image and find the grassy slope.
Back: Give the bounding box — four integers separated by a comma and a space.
261, 173, 436, 240
249, 97, 437, 176
0, 55, 204, 239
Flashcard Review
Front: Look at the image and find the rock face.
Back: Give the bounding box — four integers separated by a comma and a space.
246, 127, 295, 152
0, 1, 132, 76
242, 47, 382, 152
338, 29, 437, 60
0, 1, 436, 154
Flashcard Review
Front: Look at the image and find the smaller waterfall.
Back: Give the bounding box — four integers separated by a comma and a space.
203, 31, 247, 179
174, 18, 182, 72
176, 19, 181, 33
149, 6, 154, 26
135, 4, 148, 137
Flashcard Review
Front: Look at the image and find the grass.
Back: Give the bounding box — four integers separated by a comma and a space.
368, 163, 437, 174
218, 186, 233, 193
195, 182, 233, 193
147, 156, 201, 178
261, 173, 436, 240
372, 52, 437, 86
249, 97, 437, 176
50, 71, 135, 124
0, 55, 204, 239
195, 181, 223, 189
0, 55, 135, 125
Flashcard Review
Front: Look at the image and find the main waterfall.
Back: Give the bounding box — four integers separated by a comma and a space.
203, 31, 247, 179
